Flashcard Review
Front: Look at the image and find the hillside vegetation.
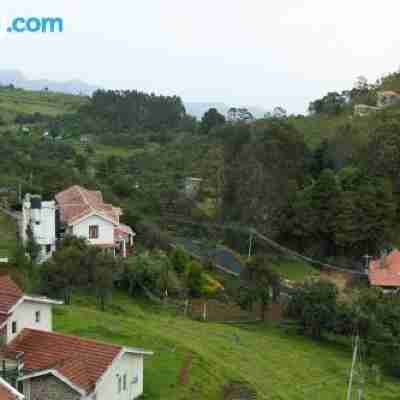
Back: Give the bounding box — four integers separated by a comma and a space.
0, 212, 17, 259
0, 86, 87, 123
55, 292, 398, 400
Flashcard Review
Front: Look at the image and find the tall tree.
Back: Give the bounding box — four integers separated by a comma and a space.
200, 108, 226, 134
238, 256, 281, 321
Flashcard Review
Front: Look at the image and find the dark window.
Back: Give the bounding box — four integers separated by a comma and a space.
89, 225, 99, 239
35, 311, 41, 323
117, 375, 122, 393
46, 245, 52, 254
11, 321, 17, 334
17, 381, 23, 394
123, 373, 127, 391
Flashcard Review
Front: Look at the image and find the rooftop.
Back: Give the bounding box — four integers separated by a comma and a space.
369, 250, 400, 287
55, 185, 122, 225
4, 329, 122, 394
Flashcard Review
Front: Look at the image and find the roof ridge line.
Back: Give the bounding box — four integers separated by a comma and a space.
22, 328, 123, 349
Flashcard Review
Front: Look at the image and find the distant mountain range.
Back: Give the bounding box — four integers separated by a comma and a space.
0, 70, 268, 118
0, 70, 98, 96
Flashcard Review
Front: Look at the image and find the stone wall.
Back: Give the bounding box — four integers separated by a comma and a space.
29, 375, 81, 400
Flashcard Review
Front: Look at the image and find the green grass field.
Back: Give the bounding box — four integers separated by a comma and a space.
0, 87, 87, 122
270, 258, 320, 282
54, 292, 399, 400
0, 212, 17, 258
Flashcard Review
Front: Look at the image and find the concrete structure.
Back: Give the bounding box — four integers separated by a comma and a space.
183, 177, 203, 199
0, 276, 152, 400
21, 195, 56, 263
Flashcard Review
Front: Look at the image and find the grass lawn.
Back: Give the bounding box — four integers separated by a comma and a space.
0, 212, 17, 258
270, 258, 320, 282
54, 291, 399, 400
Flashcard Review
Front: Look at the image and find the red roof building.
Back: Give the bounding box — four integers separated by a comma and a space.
369, 250, 400, 288
55, 185, 122, 225
0, 277, 152, 399
55, 186, 135, 258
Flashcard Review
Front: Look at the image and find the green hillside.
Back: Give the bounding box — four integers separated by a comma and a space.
0, 212, 17, 259
0, 87, 87, 122
55, 292, 398, 400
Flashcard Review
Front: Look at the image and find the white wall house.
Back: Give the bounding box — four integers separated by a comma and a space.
21, 194, 56, 263
91, 350, 145, 400
69, 214, 116, 248
5, 297, 58, 344
0, 276, 152, 400
56, 186, 135, 258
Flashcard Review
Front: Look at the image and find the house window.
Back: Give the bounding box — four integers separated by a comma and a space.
35, 311, 41, 323
89, 225, 99, 239
123, 373, 127, 391
117, 375, 122, 394
11, 321, 17, 334
17, 381, 23, 394
46, 245, 52, 254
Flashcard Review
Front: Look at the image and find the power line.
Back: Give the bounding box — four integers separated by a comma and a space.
164, 216, 367, 276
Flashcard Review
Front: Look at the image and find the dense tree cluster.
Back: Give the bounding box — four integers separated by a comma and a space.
286, 280, 400, 377
79, 89, 187, 133
216, 110, 400, 262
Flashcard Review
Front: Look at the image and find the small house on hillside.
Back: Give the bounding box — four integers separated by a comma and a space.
55, 185, 135, 257
22, 186, 136, 261
377, 91, 400, 108
0, 276, 152, 400
183, 177, 203, 199
368, 249, 400, 292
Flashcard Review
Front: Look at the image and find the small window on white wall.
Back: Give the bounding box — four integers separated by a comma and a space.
35, 311, 41, 323
11, 321, 17, 334
89, 225, 99, 239
123, 373, 127, 391
117, 375, 122, 394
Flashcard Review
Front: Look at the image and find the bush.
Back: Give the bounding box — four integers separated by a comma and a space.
170, 247, 190, 274
185, 261, 206, 298
285, 279, 338, 339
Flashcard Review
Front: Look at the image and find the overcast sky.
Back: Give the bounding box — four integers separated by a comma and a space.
2, 1, 400, 113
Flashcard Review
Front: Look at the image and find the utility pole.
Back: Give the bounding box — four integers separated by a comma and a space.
248, 231, 254, 259
346, 335, 359, 400
363, 255, 372, 271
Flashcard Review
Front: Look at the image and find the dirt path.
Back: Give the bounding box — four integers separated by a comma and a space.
179, 353, 193, 386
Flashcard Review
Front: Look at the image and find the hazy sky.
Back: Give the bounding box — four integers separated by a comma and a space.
2, 1, 400, 113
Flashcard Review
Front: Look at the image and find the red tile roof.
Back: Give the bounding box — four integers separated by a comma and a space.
55, 185, 122, 225
0, 386, 16, 400
0, 378, 23, 399
114, 224, 135, 241
369, 250, 400, 287
5, 329, 122, 394
0, 276, 23, 314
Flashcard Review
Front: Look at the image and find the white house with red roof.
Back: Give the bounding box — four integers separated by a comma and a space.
55, 185, 135, 258
369, 249, 400, 291
0, 276, 152, 400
